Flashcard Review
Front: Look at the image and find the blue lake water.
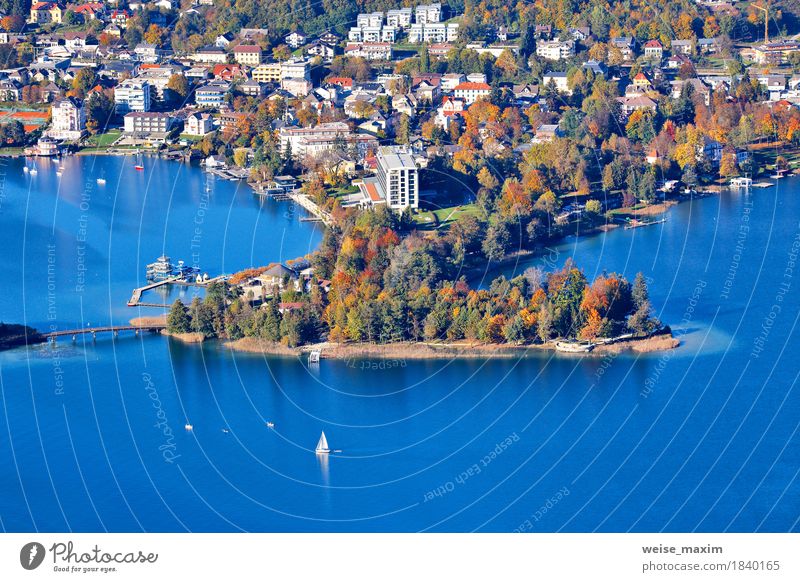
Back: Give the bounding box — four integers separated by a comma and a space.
1, 155, 798, 532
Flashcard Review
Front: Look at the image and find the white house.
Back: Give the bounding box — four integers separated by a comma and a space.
184, 111, 213, 136
453, 81, 490, 104
47, 97, 85, 140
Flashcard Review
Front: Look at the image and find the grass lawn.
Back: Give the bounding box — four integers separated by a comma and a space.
750, 143, 800, 170
414, 203, 482, 229
0, 146, 24, 156
84, 130, 121, 148
329, 185, 359, 198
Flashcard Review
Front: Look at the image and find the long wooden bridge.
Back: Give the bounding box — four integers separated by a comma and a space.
45, 324, 166, 341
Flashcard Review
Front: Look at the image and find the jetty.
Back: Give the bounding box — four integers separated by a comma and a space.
206, 166, 249, 180
624, 218, 667, 230
127, 275, 227, 307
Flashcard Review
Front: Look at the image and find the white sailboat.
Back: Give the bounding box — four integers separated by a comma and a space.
315, 431, 330, 454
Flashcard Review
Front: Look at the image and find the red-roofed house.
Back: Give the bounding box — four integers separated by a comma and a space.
643, 39, 663, 60
110, 9, 131, 28
74, 3, 105, 20
327, 77, 353, 89
212, 64, 246, 81
632, 71, 652, 90
454, 81, 491, 104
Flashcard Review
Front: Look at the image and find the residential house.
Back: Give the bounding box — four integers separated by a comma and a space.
306, 41, 336, 61
239, 79, 266, 97
233, 45, 262, 66
110, 9, 130, 28
617, 94, 657, 116
184, 111, 213, 136
0, 79, 21, 101
212, 64, 246, 81
436, 95, 464, 128
281, 77, 313, 96
611, 37, 636, 61
671, 39, 693, 56
697, 38, 718, 54
542, 72, 571, 95
28, 2, 62, 24
454, 81, 491, 104
344, 42, 393, 60
568, 27, 591, 42
429, 43, 453, 59
643, 39, 664, 60
47, 97, 85, 140
386, 8, 413, 28
191, 47, 228, 64
74, 3, 105, 21
536, 39, 575, 61
666, 53, 692, 70
513, 83, 539, 106
441, 73, 465, 91
533, 124, 561, 143
134, 42, 159, 63
757, 74, 787, 101
285, 30, 308, 48
214, 33, 235, 48
392, 93, 416, 117
670, 77, 711, 105
195, 83, 230, 108
123, 112, 175, 137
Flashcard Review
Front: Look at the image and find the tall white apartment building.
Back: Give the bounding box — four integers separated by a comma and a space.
114, 79, 151, 113
376, 146, 418, 210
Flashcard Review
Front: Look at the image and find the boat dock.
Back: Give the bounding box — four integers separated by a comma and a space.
624, 218, 667, 230
206, 167, 249, 180
127, 275, 227, 307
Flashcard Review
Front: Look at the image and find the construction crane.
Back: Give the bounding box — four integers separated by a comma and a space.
752, 0, 770, 44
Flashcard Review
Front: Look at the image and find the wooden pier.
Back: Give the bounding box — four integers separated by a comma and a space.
127, 275, 228, 307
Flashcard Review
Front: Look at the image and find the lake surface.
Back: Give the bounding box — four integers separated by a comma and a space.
0, 156, 798, 532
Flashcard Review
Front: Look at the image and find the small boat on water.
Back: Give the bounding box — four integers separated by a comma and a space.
266, 422, 275, 428
56, 171, 62, 177
23, 166, 29, 173
134, 165, 144, 171
308, 350, 321, 364
555, 340, 594, 353
29, 167, 38, 176
185, 423, 193, 431
315, 431, 330, 454
97, 178, 106, 185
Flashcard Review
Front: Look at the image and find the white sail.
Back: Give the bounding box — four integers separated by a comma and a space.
316, 431, 330, 453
